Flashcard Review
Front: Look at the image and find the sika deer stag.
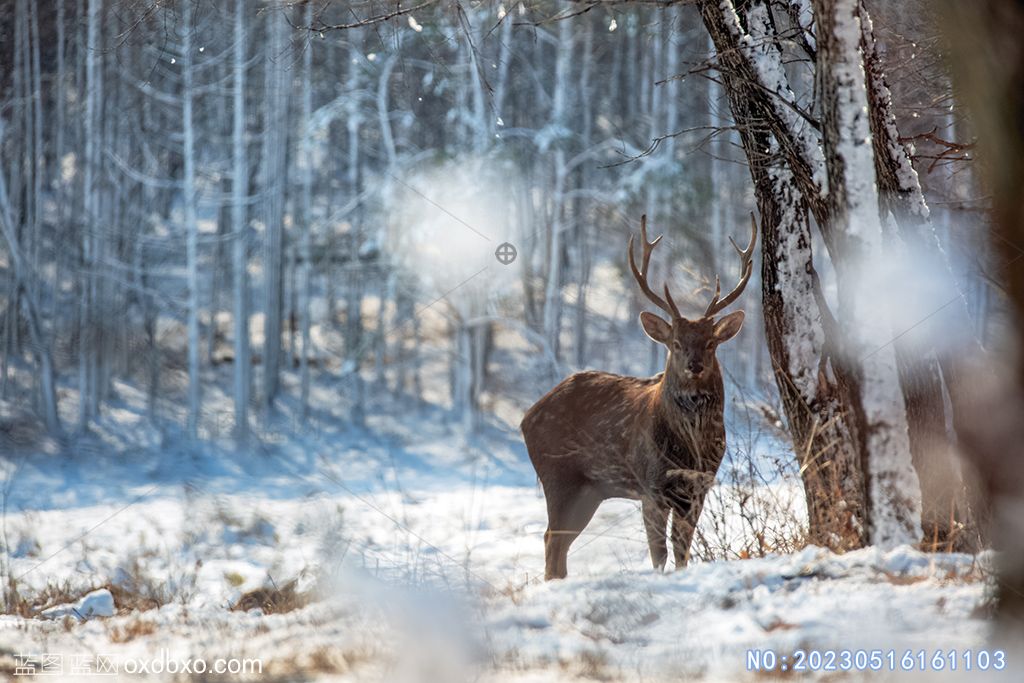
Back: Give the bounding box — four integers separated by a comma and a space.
521, 215, 756, 580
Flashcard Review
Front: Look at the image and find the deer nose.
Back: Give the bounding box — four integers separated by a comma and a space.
687, 360, 704, 375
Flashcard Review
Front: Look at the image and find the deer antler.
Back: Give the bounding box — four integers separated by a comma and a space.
703, 213, 758, 318
628, 215, 681, 319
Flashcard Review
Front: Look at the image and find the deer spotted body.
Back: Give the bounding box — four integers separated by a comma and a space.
521, 216, 756, 580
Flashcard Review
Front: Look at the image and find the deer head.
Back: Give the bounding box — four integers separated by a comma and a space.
627, 214, 757, 382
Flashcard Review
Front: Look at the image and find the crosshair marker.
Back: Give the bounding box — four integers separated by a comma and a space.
495, 242, 517, 265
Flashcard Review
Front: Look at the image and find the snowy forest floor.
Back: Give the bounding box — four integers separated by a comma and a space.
0, 371, 1002, 681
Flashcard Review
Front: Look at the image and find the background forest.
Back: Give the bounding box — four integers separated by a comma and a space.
1, 0, 1022, 680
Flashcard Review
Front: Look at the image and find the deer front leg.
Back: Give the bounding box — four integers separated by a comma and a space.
669, 500, 701, 569
666, 470, 716, 569
641, 497, 669, 571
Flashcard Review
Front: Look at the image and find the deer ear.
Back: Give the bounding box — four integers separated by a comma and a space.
713, 310, 745, 343
640, 312, 671, 344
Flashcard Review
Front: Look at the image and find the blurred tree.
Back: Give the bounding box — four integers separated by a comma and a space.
942, 0, 1024, 639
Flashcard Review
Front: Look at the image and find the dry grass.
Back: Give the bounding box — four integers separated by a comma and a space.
231, 578, 311, 614
2, 575, 84, 618
2, 574, 34, 617
108, 616, 158, 642
576, 649, 613, 680
254, 644, 386, 681
481, 575, 531, 605
876, 569, 928, 586
693, 428, 809, 563
687, 386, 814, 562
103, 552, 196, 614
554, 649, 614, 681
761, 617, 800, 632
1, 549, 198, 618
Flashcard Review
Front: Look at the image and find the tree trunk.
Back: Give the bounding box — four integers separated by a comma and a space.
700, 0, 869, 549
231, 0, 250, 444
182, 0, 201, 439
813, 0, 922, 545
758, 166, 869, 550
543, 18, 573, 361
0, 153, 61, 435
345, 30, 365, 427
79, 0, 102, 427
298, 1, 314, 422
261, 8, 287, 409
859, 5, 983, 550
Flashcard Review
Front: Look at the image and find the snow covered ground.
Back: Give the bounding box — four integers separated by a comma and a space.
0, 392, 1003, 681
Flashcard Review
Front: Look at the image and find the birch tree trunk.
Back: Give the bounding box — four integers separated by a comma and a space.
345, 31, 365, 427
813, 0, 921, 545
374, 54, 397, 388
298, 1, 314, 421
262, 8, 287, 409
52, 0, 67, 332
758, 163, 869, 550
542, 18, 573, 360
573, 19, 594, 369
0, 143, 61, 435
28, 0, 43, 280
859, 5, 983, 549
493, 6, 513, 122
55, 0, 66, 184
182, 0, 201, 439
461, 7, 489, 153
79, 0, 101, 427
453, 321, 473, 431
231, 0, 250, 444
700, 0, 869, 548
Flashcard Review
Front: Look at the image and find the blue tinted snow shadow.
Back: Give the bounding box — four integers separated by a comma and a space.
1, 399, 534, 515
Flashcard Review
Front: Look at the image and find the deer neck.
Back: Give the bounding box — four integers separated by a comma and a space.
657, 363, 722, 422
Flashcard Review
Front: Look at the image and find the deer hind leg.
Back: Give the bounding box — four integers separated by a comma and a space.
543, 485, 602, 580
641, 497, 670, 571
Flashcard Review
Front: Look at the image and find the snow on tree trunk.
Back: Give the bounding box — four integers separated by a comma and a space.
719, 2, 828, 199
706, 30, 724, 271
814, 0, 921, 545
759, 157, 868, 549
765, 192, 823, 402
